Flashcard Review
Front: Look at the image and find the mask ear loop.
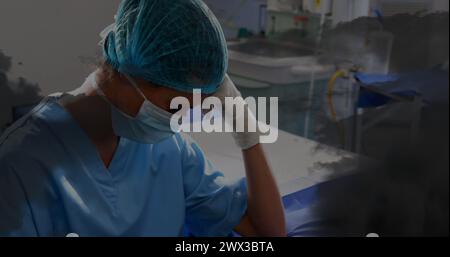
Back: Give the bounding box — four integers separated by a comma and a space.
123, 74, 148, 102
122, 74, 177, 119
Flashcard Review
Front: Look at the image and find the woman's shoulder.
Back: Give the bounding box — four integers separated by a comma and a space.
0, 98, 60, 167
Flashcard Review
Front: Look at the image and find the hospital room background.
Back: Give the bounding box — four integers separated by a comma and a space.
0, 0, 448, 236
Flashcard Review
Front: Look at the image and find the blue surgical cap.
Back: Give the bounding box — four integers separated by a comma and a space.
102, 0, 228, 94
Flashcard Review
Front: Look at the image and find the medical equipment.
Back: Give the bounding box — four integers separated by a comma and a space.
325, 68, 425, 153
331, 0, 435, 27
226, 32, 334, 139
102, 0, 227, 94
226, 1, 334, 140
227, 10, 333, 140
266, 0, 332, 41
322, 8, 430, 153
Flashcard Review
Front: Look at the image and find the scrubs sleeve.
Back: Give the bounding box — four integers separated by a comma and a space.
179, 134, 248, 237
0, 161, 38, 237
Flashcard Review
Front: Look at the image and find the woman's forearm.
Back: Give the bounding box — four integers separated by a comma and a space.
243, 144, 286, 237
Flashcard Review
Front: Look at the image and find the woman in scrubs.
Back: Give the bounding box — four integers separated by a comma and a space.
0, 0, 285, 237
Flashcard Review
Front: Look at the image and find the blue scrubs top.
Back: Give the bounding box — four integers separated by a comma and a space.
0, 97, 247, 237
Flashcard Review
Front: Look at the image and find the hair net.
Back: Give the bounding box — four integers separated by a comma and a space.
101, 0, 228, 94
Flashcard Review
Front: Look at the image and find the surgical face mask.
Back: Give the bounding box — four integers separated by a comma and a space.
93, 72, 177, 144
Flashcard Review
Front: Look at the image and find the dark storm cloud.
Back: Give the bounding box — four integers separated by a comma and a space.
313, 103, 449, 237
0, 50, 42, 113
320, 12, 449, 73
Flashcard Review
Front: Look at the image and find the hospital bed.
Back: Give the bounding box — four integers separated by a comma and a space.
190, 130, 357, 196
189, 130, 359, 236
